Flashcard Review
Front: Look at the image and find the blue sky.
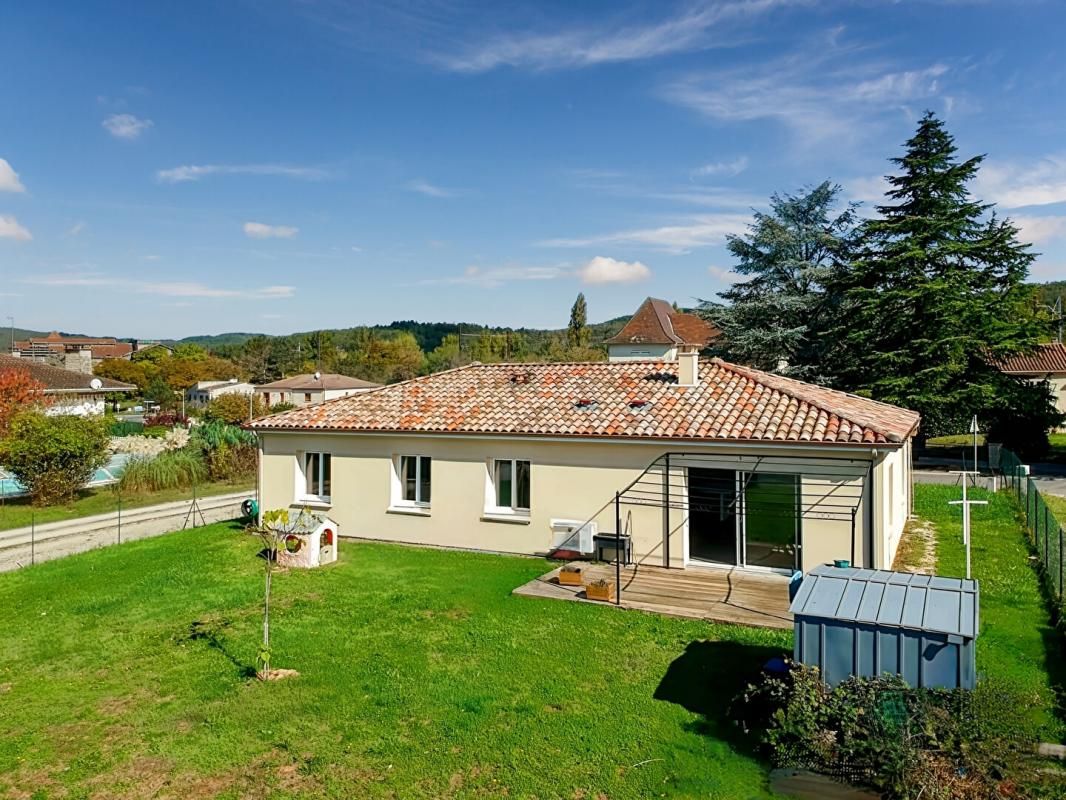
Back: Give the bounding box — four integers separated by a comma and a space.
2, 0, 1065, 339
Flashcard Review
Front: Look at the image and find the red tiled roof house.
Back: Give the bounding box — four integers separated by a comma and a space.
250, 348, 919, 574
994, 342, 1066, 426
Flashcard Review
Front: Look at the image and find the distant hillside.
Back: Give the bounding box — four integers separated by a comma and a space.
0, 327, 96, 351
183, 316, 632, 354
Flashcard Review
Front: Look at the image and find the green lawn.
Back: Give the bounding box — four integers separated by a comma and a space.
0, 481, 254, 531
0, 526, 790, 799
914, 484, 1066, 739
1051, 433, 1066, 465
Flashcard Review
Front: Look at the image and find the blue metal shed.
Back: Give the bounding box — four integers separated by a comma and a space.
789, 565, 979, 689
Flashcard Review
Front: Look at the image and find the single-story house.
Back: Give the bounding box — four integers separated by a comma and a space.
250, 350, 919, 575
994, 342, 1066, 426
256, 372, 381, 408
604, 297, 719, 362
0, 354, 136, 415
185, 379, 255, 407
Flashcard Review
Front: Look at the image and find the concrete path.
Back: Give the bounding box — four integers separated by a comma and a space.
0, 491, 251, 571
914, 468, 1066, 497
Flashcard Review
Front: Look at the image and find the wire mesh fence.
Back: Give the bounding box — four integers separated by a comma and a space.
1000, 447, 1065, 605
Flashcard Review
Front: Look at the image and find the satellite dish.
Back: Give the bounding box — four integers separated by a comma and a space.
89, 378, 103, 390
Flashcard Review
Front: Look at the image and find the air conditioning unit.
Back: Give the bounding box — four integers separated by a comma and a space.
550, 518, 597, 554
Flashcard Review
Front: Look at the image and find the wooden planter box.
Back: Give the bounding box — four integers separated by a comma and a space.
584, 581, 615, 603
558, 567, 584, 587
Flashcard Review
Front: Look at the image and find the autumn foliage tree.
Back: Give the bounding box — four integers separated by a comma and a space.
0, 367, 51, 438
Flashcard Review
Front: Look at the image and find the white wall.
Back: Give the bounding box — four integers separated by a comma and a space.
45, 395, 106, 416
607, 344, 677, 362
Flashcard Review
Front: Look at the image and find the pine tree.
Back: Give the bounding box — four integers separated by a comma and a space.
567, 293, 589, 349
832, 112, 1054, 443
700, 182, 857, 382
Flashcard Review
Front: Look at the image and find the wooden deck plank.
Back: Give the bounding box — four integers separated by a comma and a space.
513, 562, 793, 630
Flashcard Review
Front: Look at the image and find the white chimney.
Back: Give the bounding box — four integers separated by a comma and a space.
678, 346, 699, 387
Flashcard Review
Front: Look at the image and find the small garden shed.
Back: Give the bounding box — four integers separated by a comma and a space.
790, 565, 979, 690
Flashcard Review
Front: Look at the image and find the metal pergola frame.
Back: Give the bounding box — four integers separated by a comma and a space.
600, 451, 872, 606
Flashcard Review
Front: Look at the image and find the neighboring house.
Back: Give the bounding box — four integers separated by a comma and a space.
256, 373, 381, 408
12, 331, 134, 365
251, 349, 919, 575
994, 342, 1066, 427
186, 379, 255, 406
130, 341, 175, 359
605, 297, 719, 362
0, 354, 135, 416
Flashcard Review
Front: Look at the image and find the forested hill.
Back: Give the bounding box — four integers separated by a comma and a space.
179, 316, 631, 354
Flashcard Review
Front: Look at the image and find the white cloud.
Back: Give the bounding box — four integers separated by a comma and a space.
847, 174, 891, 204
1012, 215, 1066, 245
419, 264, 568, 288
0, 215, 31, 241
662, 36, 952, 145
974, 155, 1066, 209
578, 256, 651, 285
692, 156, 749, 178
708, 265, 741, 283
542, 213, 749, 254
436, 0, 805, 72
243, 221, 298, 239
25, 272, 294, 299
0, 158, 26, 193
408, 179, 459, 198
65, 221, 87, 237
102, 113, 153, 140
156, 163, 330, 183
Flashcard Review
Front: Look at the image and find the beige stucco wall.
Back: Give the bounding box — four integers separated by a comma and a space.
258, 431, 908, 572
607, 344, 677, 362
1054, 376, 1066, 425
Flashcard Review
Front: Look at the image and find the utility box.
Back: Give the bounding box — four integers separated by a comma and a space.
789, 565, 979, 690
278, 512, 338, 569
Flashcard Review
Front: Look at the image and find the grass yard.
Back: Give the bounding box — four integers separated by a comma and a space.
0, 481, 254, 531
0, 526, 791, 799
914, 484, 1066, 739
1051, 432, 1066, 465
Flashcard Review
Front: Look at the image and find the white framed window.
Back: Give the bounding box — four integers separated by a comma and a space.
301, 452, 331, 502
485, 458, 531, 521
390, 455, 431, 513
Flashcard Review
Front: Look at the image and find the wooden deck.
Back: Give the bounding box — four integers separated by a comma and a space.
513, 561, 793, 630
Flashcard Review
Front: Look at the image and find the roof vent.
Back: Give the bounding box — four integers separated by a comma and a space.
574, 398, 597, 410
628, 399, 650, 411
510, 371, 533, 385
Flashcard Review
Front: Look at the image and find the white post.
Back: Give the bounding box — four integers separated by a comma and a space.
970, 415, 979, 476
949, 471, 988, 580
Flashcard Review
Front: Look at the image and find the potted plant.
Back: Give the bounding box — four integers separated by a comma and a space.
557, 564, 584, 586
584, 578, 615, 603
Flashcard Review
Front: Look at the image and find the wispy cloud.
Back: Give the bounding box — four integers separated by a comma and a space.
1012, 214, 1066, 245
541, 213, 750, 254
102, 113, 154, 140
156, 163, 331, 183
243, 221, 299, 239
435, 0, 805, 72
25, 272, 294, 299
692, 156, 749, 178
578, 256, 651, 285
974, 154, 1066, 209
0, 215, 31, 242
662, 34, 952, 145
418, 264, 568, 288
0, 158, 26, 193
408, 179, 460, 198
65, 221, 88, 237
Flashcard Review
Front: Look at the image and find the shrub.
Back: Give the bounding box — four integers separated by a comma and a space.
0, 411, 110, 505
205, 393, 266, 425
144, 412, 189, 427
189, 419, 257, 482
108, 419, 144, 437
735, 663, 1045, 800
269, 402, 297, 414
117, 449, 208, 494
0, 368, 52, 438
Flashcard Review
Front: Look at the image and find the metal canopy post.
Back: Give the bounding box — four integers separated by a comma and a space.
661, 454, 670, 568
614, 491, 622, 606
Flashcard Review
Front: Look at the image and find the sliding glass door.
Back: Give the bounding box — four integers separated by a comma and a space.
742, 472, 799, 571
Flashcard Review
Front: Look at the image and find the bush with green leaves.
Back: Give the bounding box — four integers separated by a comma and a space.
734, 663, 1050, 800
117, 449, 208, 494
269, 401, 297, 413
189, 419, 257, 483
0, 411, 110, 505
204, 392, 266, 425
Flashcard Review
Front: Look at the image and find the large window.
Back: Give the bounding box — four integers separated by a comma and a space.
400, 455, 431, 505
492, 459, 530, 512
303, 452, 331, 500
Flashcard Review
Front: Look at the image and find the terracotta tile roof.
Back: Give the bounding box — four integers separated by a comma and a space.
993, 343, 1066, 375
257, 373, 381, 391
0, 355, 136, 393
251, 358, 919, 446
604, 297, 720, 347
